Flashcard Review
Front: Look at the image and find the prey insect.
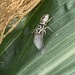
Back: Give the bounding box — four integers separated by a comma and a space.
32, 14, 53, 54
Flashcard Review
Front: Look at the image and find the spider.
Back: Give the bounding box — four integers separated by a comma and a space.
32, 14, 53, 54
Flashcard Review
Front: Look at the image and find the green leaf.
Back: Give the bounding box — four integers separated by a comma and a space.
0, 0, 75, 75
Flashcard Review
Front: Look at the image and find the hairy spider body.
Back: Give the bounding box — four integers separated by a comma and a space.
32, 14, 53, 54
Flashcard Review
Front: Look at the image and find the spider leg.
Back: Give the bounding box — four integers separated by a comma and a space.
45, 26, 53, 32
43, 29, 46, 35
46, 17, 53, 23
31, 29, 36, 34
38, 27, 44, 33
